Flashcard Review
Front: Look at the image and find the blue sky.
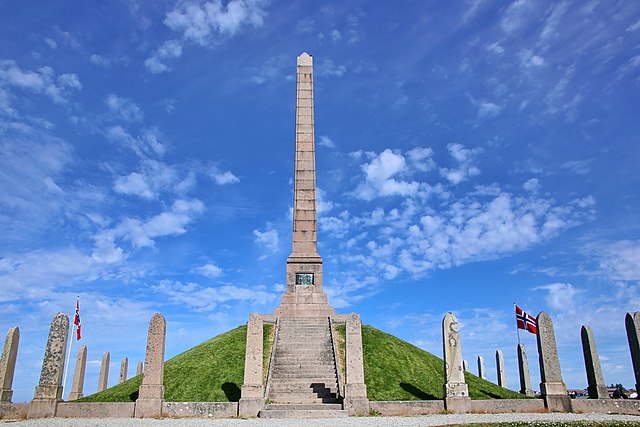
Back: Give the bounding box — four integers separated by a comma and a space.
1, 0, 639, 402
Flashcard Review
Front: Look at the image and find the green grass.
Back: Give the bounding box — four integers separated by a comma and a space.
81, 322, 526, 402
360, 325, 525, 400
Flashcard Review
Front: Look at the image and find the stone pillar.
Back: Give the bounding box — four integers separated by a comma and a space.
275, 52, 334, 318
625, 312, 640, 395
463, 360, 469, 372
135, 313, 165, 418
119, 357, 128, 384
136, 361, 143, 376
68, 345, 87, 401
442, 312, 471, 413
477, 355, 486, 380
496, 350, 507, 388
581, 326, 609, 399
345, 313, 369, 415
0, 327, 19, 402
28, 313, 69, 419
536, 311, 571, 412
97, 352, 110, 392
517, 343, 534, 396
238, 314, 264, 417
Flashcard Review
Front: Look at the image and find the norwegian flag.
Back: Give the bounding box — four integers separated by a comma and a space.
515, 304, 537, 335
73, 298, 81, 340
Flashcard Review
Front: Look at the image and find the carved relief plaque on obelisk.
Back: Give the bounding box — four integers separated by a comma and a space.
275, 52, 335, 317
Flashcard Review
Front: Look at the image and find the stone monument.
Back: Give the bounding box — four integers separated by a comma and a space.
119, 357, 128, 384
536, 312, 571, 412
274, 52, 335, 318
477, 355, 486, 380
97, 352, 110, 392
496, 349, 507, 388
0, 327, 19, 402
517, 343, 534, 397
442, 312, 471, 413
135, 313, 166, 418
581, 325, 609, 399
625, 312, 640, 394
68, 345, 87, 401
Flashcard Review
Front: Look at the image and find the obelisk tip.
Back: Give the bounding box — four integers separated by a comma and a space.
297, 52, 312, 66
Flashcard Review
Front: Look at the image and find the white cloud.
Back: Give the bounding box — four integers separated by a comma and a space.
161, 0, 268, 50
500, 0, 534, 34
596, 241, 640, 281
407, 147, 436, 172
523, 178, 540, 192
193, 263, 223, 278
534, 282, 580, 310
0, 60, 81, 103
145, 39, 183, 74
331, 29, 341, 42
318, 135, 335, 148
439, 143, 482, 185
113, 172, 154, 199
105, 95, 144, 122
151, 279, 277, 312
540, 1, 569, 42
253, 227, 280, 254
295, 19, 314, 34
355, 149, 420, 200
106, 126, 166, 158
477, 101, 502, 118
485, 42, 504, 55
317, 59, 346, 77
212, 170, 240, 185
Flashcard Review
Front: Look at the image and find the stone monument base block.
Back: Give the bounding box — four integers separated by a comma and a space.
444, 382, 469, 398
27, 399, 58, 419
544, 394, 572, 412
240, 384, 263, 399
134, 398, 163, 418
238, 398, 264, 417
345, 397, 369, 416
68, 391, 83, 401
33, 384, 63, 400
444, 396, 472, 413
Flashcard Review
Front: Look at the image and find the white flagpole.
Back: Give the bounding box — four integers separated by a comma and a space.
62, 297, 78, 400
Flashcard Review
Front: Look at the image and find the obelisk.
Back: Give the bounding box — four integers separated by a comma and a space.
275, 52, 334, 317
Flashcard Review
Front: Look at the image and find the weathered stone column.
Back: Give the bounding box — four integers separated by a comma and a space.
27, 313, 69, 418
0, 327, 19, 402
517, 343, 534, 396
536, 311, 571, 412
442, 312, 470, 413
119, 357, 128, 384
68, 345, 87, 401
625, 312, 640, 395
581, 326, 609, 399
496, 349, 507, 388
345, 313, 369, 415
136, 361, 143, 376
477, 355, 486, 380
135, 313, 166, 418
97, 352, 110, 392
238, 314, 264, 417
463, 360, 469, 372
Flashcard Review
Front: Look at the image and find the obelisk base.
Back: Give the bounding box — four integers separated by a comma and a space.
275, 286, 335, 317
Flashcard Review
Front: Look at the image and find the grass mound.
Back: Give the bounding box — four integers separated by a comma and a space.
81, 323, 525, 402
361, 325, 525, 400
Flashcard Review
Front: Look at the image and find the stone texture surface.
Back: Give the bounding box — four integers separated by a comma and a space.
581, 326, 609, 399
163, 402, 238, 418
572, 399, 640, 415
477, 355, 486, 380
275, 52, 334, 318
536, 311, 571, 412
496, 350, 507, 388
625, 311, 640, 393
239, 314, 264, 417
136, 361, 143, 376
0, 327, 19, 402
368, 400, 444, 416
68, 345, 87, 401
135, 313, 165, 418
119, 358, 128, 384
28, 313, 69, 419
0, 402, 28, 419
97, 352, 110, 392
442, 312, 470, 413
470, 399, 546, 413
56, 402, 135, 418
345, 313, 369, 416
517, 343, 534, 397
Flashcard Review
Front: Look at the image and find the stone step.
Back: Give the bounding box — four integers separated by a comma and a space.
274, 348, 333, 353
267, 394, 340, 404
269, 383, 339, 392
269, 377, 338, 385
265, 403, 343, 410
259, 409, 348, 418
271, 369, 336, 376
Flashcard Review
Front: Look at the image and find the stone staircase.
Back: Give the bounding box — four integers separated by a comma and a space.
260, 317, 346, 418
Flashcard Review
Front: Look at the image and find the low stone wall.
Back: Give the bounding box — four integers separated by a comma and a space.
56, 402, 135, 418
471, 399, 545, 413
572, 399, 640, 415
163, 402, 238, 418
0, 402, 28, 419
369, 400, 444, 415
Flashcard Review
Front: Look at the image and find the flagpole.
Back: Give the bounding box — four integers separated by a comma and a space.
514, 303, 521, 346
62, 296, 78, 400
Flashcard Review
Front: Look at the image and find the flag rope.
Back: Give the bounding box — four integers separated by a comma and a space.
62, 296, 79, 399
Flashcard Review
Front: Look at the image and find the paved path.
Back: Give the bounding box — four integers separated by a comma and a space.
3, 413, 640, 426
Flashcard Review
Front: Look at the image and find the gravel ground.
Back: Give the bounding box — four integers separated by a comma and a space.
3, 413, 640, 427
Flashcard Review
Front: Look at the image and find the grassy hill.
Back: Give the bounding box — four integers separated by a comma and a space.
80, 323, 524, 402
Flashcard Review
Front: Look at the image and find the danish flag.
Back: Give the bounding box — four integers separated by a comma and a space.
73, 298, 81, 340
515, 304, 537, 335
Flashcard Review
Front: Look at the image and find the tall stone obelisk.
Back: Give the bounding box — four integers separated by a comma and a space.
275, 52, 334, 318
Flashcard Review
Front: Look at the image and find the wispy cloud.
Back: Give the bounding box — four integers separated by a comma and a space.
0, 60, 81, 104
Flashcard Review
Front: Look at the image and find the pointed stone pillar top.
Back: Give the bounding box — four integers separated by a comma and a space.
297, 52, 312, 66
